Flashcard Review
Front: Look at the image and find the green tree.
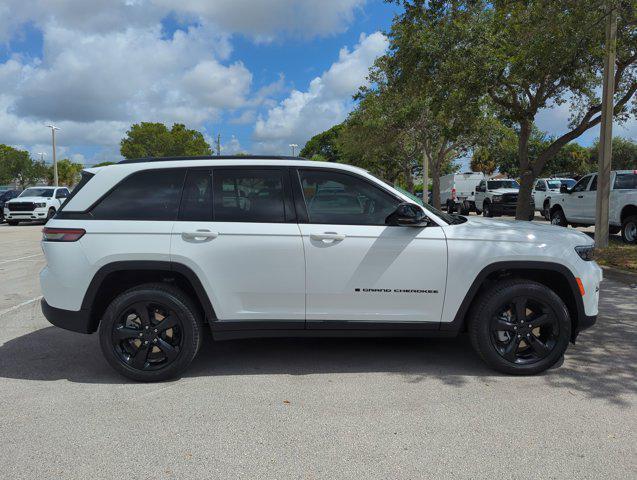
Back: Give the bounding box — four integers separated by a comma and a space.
120, 122, 211, 159
391, 0, 637, 219
93, 161, 116, 167
0, 145, 48, 188
300, 124, 344, 162
46, 159, 84, 186
590, 136, 637, 169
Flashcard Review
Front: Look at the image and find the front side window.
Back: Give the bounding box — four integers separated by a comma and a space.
20, 188, 55, 198
589, 175, 598, 191
614, 173, 637, 190
571, 175, 591, 193
56, 188, 69, 198
92, 169, 186, 220
213, 170, 286, 223
180, 170, 212, 221
299, 170, 400, 225
535, 181, 545, 191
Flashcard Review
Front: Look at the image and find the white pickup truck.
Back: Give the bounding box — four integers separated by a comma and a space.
4, 186, 70, 225
532, 178, 576, 220
549, 170, 637, 244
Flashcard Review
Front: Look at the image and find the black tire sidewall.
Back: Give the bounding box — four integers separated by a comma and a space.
98, 284, 201, 382
469, 280, 571, 375
551, 209, 566, 227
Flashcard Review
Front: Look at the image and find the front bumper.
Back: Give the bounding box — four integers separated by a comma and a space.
5, 207, 48, 220
41, 299, 92, 334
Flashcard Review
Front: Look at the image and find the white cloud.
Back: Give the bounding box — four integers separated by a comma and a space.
253, 32, 388, 153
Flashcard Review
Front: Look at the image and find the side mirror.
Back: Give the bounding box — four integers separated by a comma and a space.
385, 202, 429, 227
560, 184, 569, 194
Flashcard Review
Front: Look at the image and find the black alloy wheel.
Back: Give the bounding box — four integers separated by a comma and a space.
99, 283, 201, 382
469, 279, 571, 375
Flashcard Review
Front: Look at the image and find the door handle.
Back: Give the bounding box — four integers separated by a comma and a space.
182, 230, 218, 241
310, 232, 346, 242
577, 195, 584, 198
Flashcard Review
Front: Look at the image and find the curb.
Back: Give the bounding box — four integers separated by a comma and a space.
601, 265, 637, 286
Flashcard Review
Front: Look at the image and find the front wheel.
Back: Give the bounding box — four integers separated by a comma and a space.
98, 283, 202, 382
550, 208, 567, 227
622, 215, 637, 244
468, 279, 571, 375
483, 202, 493, 217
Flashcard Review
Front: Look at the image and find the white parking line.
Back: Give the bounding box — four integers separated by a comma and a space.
0, 253, 43, 265
0, 295, 43, 317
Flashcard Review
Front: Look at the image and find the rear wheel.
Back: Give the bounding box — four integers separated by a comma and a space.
469, 279, 571, 375
621, 215, 637, 244
98, 283, 202, 382
550, 208, 567, 227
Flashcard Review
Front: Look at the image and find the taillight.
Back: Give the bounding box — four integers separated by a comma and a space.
451, 188, 456, 200
42, 227, 86, 242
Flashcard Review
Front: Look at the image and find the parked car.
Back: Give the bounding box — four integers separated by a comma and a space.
0, 189, 22, 223
40, 156, 601, 381
474, 178, 534, 220
439, 172, 485, 214
550, 170, 637, 244
532, 178, 576, 220
3, 186, 70, 225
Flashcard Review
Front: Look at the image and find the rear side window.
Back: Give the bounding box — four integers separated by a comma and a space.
180, 170, 212, 221
213, 170, 286, 223
92, 169, 186, 220
614, 173, 637, 190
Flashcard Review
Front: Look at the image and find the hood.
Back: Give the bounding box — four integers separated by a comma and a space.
490, 188, 519, 195
7, 196, 51, 203
447, 216, 594, 247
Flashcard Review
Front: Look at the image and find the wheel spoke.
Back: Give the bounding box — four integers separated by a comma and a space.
155, 315, 178, 332
493, 317, 516, 331
131, 302, 151, 327
156, 338, 178, 362
502, 336, 520, 362
514, 299, 527, 323
526, 335, 551, 357
529, 314, 552, 328
129, 343, 150, 369
113, 326, 141, 342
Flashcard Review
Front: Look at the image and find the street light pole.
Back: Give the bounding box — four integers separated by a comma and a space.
289, 144, 298, 156
47, 125, 60, 186
594, 2, 617, 248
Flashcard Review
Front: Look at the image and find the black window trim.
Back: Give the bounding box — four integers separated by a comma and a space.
292, 166, 408, 227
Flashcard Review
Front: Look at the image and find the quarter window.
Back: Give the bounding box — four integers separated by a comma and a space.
180, 170, 212, 221
92, 169, 186, 220
298, 170, 400, 225
213, 170, 286, 223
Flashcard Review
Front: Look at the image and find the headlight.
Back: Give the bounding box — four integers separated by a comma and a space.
492, 195, 502, 203
575, 245, 595, 261
35, 202, 46, 208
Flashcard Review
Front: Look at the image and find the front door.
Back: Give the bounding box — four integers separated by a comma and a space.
171, 167, 305, 322
561, 174, 593, 222
579, 174, 598, 223
294, 168, 447, 326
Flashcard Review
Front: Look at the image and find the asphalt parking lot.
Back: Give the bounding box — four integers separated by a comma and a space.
0, 221, 635, 479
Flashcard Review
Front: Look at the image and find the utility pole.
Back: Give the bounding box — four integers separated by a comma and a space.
289, 144, 298, 156
594, 2, 617, 248
216, 134, 221, 156
47, 125, 60, 186
37, 152, 46, 162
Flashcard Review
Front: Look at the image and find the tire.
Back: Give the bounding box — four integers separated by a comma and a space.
447, 201, 455, 214
621, 215, 637, 244
609, 226, 621, 235
543, 200, 551, 221
483, 202, 493, 217
528, 211, 535, 221
550, 208, 567, 227
7, 220, 19, 226
46, 207, 56, 221
468, 279, 571, 375
459, 202, 470, 215
98, 282, 202, 382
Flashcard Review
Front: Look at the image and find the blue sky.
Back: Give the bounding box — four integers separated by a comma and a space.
0, 0, 634, 167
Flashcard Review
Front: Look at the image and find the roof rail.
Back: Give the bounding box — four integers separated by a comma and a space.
117, 155, 307, 165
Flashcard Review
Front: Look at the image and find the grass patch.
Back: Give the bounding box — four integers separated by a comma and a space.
594, 238, 637, 271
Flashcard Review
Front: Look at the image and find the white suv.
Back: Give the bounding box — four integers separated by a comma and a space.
40, 156, 602, 381
4, 186, 70, 225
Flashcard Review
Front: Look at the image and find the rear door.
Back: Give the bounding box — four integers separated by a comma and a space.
170, 167, 305, 323
294, 167, 447, 326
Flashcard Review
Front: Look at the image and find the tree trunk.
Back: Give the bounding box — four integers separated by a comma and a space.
515, 121, 534, 220
431, 158, 441, 210
404, 164, 415, 193
422, 149, 429, 204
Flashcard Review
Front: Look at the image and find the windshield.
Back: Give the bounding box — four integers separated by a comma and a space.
20, 188, 54, 198
487, 180, 519, 189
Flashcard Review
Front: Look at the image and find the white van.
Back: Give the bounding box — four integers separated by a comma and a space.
439, 172, 485, 214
